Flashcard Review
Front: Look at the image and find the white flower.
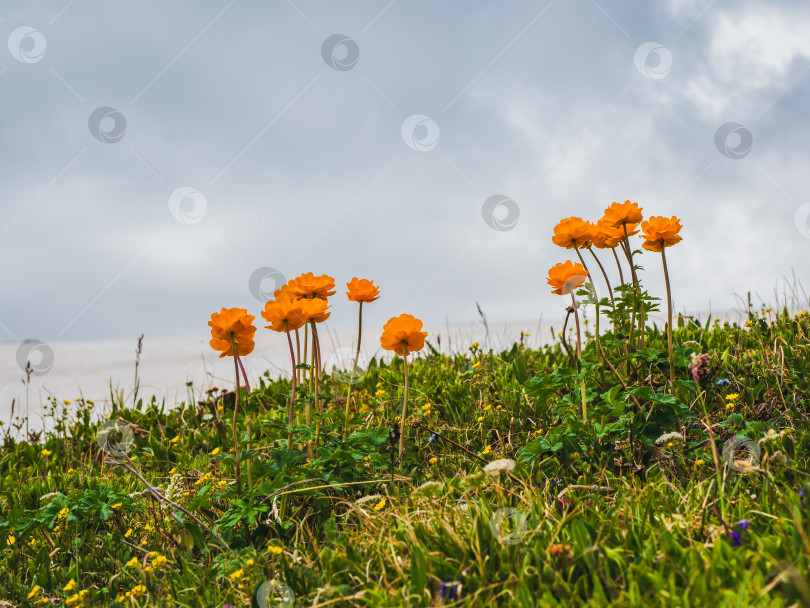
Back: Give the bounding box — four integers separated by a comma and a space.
412, 481, 443, 498
483, 458, 516, 476
655, 432, 684, 446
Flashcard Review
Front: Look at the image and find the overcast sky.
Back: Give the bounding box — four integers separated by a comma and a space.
2, 0, 810, 347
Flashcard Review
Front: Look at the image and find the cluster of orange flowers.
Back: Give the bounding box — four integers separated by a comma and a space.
547, 200, 682, 295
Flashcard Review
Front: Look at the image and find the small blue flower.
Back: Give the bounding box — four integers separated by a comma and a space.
716, 379, 730, 386
439, 582, 461, 601
736, 519, 750, 531
730, 530, 741, 547
428, 433, 440, 444
800, 487, 806, 499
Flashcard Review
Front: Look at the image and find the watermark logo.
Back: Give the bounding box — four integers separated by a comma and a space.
488, 507, 529, 545
96, 419, 135, 459
88, 107, 127, 144
16, 340, 54, 376
482, 195, 519, 232
168, 187, 207, 224
722, 435, 760, 473
249, 267, 287, 302
634, 42, 672, 79
324, 346, 369, 385
256, 579, 295, 608
714, 122, 752, 159
794, 203, 810, 238
8, 26, 46, 63
401, 114, 440, 152
321, 34, 359, 71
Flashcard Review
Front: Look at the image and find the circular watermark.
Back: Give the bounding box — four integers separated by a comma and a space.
714, 122, 752, 159
722, 435, 760, 473
256, 579, 295, 608
249, 267, 287, 303
16, 340, 54, 376
488, 507, 529, 545
168, 187, 207, 224
324, 346, 370, 385
634, 42, 672, 79
96, 419, 135, 459
88, 107, 127, 144
481, 195, 519, 232
794, 203, 810, 238
8, 26, 47, 63
321, 34, 359, 71
401, 114, 440, 152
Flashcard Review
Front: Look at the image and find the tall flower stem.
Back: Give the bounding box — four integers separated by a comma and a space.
284, 322, 297, 450
621, 227, 640, 353
306, 328, 315, 460
353, 301, 364, 371
661, 245, 676, 387
311, 323, 323, 456
570, 293, 587, 421
573, 248, 605, 369
611, 248, 625, 286
398, 346, 410, 465
295, 328, 302, 386
229, 335, 242, 498
588, 247, 615, 309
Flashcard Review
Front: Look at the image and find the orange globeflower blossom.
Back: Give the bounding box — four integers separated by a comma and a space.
602, 200, 643, 235
551, 217, 595, 249
640, 216, 683, 252
346, 278, 380, 303
380, 314, 428, 466
296, 297, 331, 323
208, 308, 256, 358
261, 297, 307, 333
591, 220, 624, 249
546, 261, 588, 296
288, 272, 336, 300
380, 314, 428, 356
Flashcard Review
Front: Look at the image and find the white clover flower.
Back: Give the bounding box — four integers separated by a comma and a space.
483, 458, 516, 476
655, 432, 684, 446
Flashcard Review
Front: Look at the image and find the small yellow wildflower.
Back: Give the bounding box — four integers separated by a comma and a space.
170, 436, 179, 444
139, 538, 147, 546
483, 405, 491, 412
53, 525, 60, 533
726, 393, 740, 401
41, 449, 52, 457
6, 535, 15, 546
63, 400, 72, 405
246, 558, 255, 567
534, 429, 542, 435
210, 447, 220, 456
477, 416, 484, 423
374, 498, 387, 511
268, 545, 283, 555
726, 403, 735, 410
63, 579, 77, 592
429, 457, 438, 465
228, 568, 244, 581
696, 459, 705, 466
131, 585, 147, 597
28, 538, 37, 548
144, 565, 154, 574
168, 467, 177, 474
216, 480, 228, 490
797, 311, 807, 319
126, 556, 139, 568
27, 585, 42, 600
143, 523, 154, 532
426, 473, 433, 479
154, 555, 168, 566
111, 502, 123, 510
472, 361, 481, 369
482, 445, 492, 455
58, 507, 69, 521
67, 467, 75, 474
124, 528, 133, 538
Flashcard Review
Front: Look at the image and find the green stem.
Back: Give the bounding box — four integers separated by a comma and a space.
352, 301, 363, 372
230, 334, 242, 498
661, 246, 676, 388
398, 345, 410, 466
571, 292, 587, 421
284, 322, 297, 450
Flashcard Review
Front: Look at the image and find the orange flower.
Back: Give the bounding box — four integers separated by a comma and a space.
296, 297, 331, 323
287, 273, 336, 300
209, 308, 256, 357
640, 216, 682, 252
261, 297, 306, 333
346, 278, 380, 303
602, 200, 643, 235
551, 217, 595, 249
547, 261, 588, 296
591, 219, 625, 249
380, 314, 428, 356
